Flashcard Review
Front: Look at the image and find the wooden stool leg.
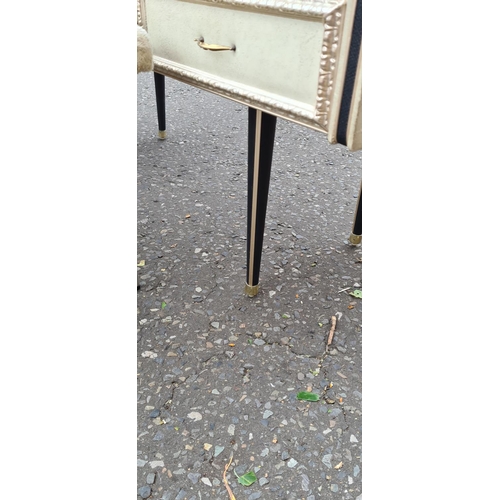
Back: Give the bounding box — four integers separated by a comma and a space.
153, 72, 167, 139
245, 108, 277, 296
348, 184, 362, 245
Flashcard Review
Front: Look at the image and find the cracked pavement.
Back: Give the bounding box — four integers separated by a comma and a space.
137, 73, 362, 499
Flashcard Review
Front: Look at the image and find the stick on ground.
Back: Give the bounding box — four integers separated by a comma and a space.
327, 316, 337, 346
223, 453, 236, 500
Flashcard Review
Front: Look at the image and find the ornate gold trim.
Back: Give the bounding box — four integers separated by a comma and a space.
137, 0, 147, 29
153, 58, 324, 132
314, 7, 344, 128
199, 0, 339, 17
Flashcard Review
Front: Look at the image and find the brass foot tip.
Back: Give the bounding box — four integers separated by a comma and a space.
158, 130, 167, 139
245, 283, 259, 297
348, 233, 362, 245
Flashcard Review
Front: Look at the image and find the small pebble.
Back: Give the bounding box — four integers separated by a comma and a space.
149, 461, 164, 468
187, 472, 201, 484
138, 486, 151, 499
263, 410, 273, 419
214, 445, 224, 457
174, 490, 187, 500
322, 454, 332, 468
287, 458, 298, 468
146, 473, 155, 484
301, 474, 310, 491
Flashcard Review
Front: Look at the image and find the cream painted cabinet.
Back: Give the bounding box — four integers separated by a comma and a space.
138, 0, 361, 150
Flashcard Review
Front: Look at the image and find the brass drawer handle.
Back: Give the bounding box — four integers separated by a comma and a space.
195, 37, 235, 52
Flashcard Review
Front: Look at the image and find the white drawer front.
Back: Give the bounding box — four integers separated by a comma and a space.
142, 0, 359, 144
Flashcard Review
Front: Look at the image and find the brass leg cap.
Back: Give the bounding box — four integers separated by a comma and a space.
158, 130, 167, 139
349, 233, 362, 245
245, 283, 259, 297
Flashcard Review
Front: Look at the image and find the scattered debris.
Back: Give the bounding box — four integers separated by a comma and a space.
236, 470, 257, 486
296, 392, 320, 402
223, 453, 236, 500
327, 316, 337, 346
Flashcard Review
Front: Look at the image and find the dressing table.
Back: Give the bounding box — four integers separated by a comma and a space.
137, 0, 362, 295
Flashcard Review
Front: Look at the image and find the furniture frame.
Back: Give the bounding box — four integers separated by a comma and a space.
138, 0, 362, 295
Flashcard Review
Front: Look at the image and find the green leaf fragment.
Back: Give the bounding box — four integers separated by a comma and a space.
236, 471, 257, 486
161, 301, 166, 309
349, 289, 362, 298
296, 392, 320, 402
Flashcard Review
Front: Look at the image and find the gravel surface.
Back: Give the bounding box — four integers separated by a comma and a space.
137, 73, 362, 499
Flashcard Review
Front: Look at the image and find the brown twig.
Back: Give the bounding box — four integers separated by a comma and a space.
223, 453, 236, 500
327, 316, 337, 346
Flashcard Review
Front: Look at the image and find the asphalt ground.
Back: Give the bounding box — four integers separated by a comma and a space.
137, 72, 362, 500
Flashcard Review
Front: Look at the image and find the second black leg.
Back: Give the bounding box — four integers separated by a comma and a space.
245, 108, 277, 296
348, 184, 362, 245
153, 72, 166, 139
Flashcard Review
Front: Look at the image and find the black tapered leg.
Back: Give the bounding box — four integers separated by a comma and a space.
348, 184, 362, 245
245, 108, 277, 296
153, 72, 167, 139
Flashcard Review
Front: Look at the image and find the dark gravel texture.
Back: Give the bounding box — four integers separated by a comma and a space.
137, 73, 362, 500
